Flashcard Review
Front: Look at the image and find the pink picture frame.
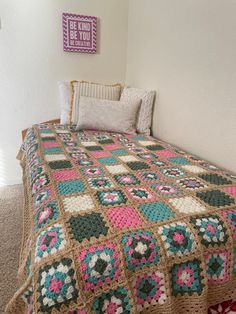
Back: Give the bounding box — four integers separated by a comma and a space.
62, 13, 97, 54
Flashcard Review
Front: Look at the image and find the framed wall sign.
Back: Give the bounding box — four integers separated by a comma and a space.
62, 13, 97, 53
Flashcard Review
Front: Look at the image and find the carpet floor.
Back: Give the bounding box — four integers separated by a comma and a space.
0, 184, 23, 314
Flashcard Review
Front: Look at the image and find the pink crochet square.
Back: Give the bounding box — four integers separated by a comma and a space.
103, 144, 121, 150
223, 186, 236, 197
107, 206, 143, 229
89, 151, 111, 158
52, 169, 78, 181
41, 141, 59, 148
155, 150, 176, 158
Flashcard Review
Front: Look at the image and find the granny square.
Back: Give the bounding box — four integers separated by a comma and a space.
205, 251, 230, 284
86, 146, 103, 151
35, 201, 59, 232
168, 157, 190, 165
107, 206, 143, 229
161, 168, 185, 178
190, 215, 229, 247
151, 182, 182, 197
158, 222, 195, 257
33, 186, 54, 210
223, 186, 236, 197
111, 149, 128, 156
44, 147, 63, 154
49, 160, 72, 170
199, 173, 232, 185
138, 140, 158, 146
196, 190, 235, 207
105, 165, 128, 175
37, 258, 78, 313
31, 174, 50, 195
63, 195, 94, 213
58, 180, 85, 196
114, 174, 140, 186
96, 190, 127, 206
126, 187, 155, 202
181, 165, 207, 174
139, 202, 175, 222
41, 136, 56, 142
121, 231, 160, 270
35, 224, 67, 262
98, 157, 119, 165
139, 171, 161, 182
78, 242, 121, 290
68, 213, 109, 243
88, 177, 114, 189
155, 150, 177, 158
44, 154, 67, 162
169, 196, 207, 214
137, 152, 157, 160
119, 155, 139, 162
126, 161, 150, 171
221, 208, 236, 239
80, 167, 104, 177
89, 151, 111, 158
92, 287, 132, 314
151, 160, 168, 168
132, 271, 167, 311
41, 141, 59, 149
177, 177, 207, 190
171, 259, 204, 296
98, 139, 114, 144
52, 169, 78, 182
146, 145, 166, 151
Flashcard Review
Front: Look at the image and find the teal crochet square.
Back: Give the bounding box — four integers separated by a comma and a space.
44, 147, 63, 154
111, 149, 128, 156
58, 180, 85, 195
98, 157, 119, 165
139, 202, 175, 222
168, 157, 190, 165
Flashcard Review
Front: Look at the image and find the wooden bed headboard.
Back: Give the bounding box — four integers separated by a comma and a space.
22, 119, 60, 141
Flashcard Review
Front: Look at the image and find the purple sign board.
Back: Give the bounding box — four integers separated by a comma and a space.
62, 13, 97, 53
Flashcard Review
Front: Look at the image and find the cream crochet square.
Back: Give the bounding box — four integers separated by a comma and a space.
169, 196, 207, 214
105, 165, 128, 174
63, 195, 94, 213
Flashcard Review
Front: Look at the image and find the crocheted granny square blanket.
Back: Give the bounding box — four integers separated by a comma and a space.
6, 124, 236, 314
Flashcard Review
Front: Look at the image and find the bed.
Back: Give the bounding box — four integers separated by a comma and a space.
6, 123, 236, 313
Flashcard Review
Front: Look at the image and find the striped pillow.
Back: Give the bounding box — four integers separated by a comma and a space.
59, 81, 122, 125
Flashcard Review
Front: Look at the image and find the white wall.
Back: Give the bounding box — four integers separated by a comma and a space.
126, 0, 236, 172
0, 0, 128, 185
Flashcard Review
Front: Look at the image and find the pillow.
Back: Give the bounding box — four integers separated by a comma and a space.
120, 87, 156, 135
58, 81, 122, 125
76, 96, 141, 134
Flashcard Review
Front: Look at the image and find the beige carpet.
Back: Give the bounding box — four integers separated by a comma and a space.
0, 184, 23, 314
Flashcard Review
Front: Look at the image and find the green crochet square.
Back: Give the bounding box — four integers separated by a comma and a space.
126, 161, 150, 171
49, 160, 72, 169
68, 212, 108, 243
146, 145, 165, 151
139, 202, 175, 222
41, 137, 56, 142
98, 139, 114, 144
58, 180, 85, 195
86, 146, 103, 151
168, 157, 190, 165
196, 190, 235, 207
198, 173, 232, 185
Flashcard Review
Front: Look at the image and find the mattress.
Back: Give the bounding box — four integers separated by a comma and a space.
6, 124, 236, 314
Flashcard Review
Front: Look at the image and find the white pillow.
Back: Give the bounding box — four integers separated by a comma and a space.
76, 97, 140, 134
58, 81, 122, 125
120, 87, 156, 135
